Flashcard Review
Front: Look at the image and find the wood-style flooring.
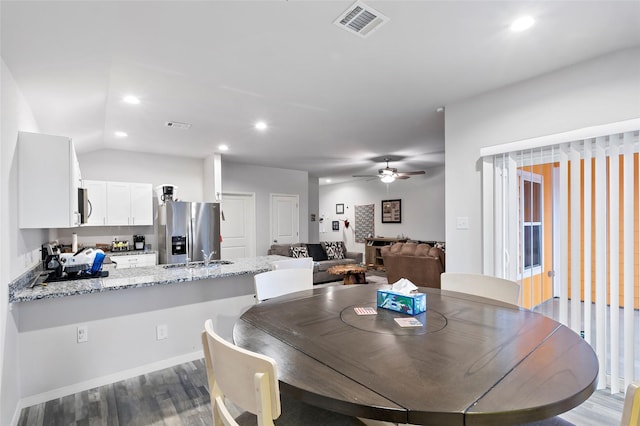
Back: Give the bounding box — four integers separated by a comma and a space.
18, 360, 212, 426
17, 358, 625, 426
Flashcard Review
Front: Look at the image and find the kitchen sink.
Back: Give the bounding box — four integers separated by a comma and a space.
162, 260, 233, 269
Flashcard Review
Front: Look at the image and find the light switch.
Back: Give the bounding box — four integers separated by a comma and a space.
456, 217, 469, 230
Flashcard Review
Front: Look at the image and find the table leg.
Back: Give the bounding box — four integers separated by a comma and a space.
343, 272, 367, 285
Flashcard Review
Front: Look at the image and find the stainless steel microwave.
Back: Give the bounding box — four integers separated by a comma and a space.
78, 187, 89, 225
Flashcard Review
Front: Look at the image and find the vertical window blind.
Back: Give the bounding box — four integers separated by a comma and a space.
480, 119, 639, 393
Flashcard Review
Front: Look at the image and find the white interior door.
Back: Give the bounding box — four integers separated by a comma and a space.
221, 193, 256, 259
271, 194, 299, 245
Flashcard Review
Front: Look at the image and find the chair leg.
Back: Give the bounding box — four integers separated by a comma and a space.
254, 372, 275, 426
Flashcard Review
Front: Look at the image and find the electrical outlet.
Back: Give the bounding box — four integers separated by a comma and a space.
156, 324, 168, 341
77, 325, 88, 343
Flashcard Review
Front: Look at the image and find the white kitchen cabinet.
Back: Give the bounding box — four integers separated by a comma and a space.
111, 253, 156, 269
107, 182, 132, 225
83, 180, 107, 225
130, 183, 153, 225
18, 131, 83, 228
82, 180, 153, 226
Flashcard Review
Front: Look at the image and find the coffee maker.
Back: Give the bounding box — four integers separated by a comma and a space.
133, 235, 145, 250
156, 184, 178, 205
41, 242, 63, 277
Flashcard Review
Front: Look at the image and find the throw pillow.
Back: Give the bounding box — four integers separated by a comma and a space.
290, 246, 309, 258
322, 241, 345, 260
306, 244, 328, 261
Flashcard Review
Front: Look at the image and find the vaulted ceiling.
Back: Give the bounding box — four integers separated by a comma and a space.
2, 1, 639, 184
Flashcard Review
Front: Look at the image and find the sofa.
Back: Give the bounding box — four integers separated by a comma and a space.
267, 241, 363, 284
380, 242, 445, 289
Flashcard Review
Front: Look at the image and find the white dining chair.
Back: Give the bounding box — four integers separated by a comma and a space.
271, 257, 314, 270
202, 319, 281, 426
201, 319, 367, 426
254, 268, 313, 303
440, 272, 520, 305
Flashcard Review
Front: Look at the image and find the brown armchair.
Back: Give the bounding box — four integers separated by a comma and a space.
380, 242, 445, 289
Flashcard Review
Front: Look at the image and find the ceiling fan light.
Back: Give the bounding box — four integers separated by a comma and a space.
380, 175, 395, 183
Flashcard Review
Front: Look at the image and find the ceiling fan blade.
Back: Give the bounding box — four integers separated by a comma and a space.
397, 170, 425, 176
352, 174, 378, 178
396, 175, 411, 180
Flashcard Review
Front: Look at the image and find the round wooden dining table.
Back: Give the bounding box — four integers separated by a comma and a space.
233, 284, 598, 426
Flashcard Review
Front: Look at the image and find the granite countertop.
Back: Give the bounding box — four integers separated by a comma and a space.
9, 255, 286, 303
107, 250, 157, 257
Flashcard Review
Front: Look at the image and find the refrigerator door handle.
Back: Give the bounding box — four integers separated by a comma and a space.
187, 207, 193, 263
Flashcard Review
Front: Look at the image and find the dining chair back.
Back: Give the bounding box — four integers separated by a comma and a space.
621, 381, 640, 426
202, 319, 280, 426
271, 257, 314, 270
202, 319, 368, 426
254, 268, 313, 303
441, 272, 520, 305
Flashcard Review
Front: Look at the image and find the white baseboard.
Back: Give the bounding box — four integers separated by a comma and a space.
12, 350, 204, 425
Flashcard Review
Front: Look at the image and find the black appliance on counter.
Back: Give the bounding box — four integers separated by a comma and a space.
133, 235, 145, 250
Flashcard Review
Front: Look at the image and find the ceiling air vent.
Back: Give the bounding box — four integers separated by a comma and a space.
165, 121, 192, 130
334, 1, 389, 38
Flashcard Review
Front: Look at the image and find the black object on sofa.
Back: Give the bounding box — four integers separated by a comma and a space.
267, 242, 363, 284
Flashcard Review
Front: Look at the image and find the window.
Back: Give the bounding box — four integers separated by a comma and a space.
519, 171, 543, 275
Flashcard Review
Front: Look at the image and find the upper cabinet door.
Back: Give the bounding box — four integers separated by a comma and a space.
83, 180, 107, 226
130, 183, 153, 225
107, 182, 131, 225
18, 131, 82, 228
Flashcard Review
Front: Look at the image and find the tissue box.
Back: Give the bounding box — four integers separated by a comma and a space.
376, 290, 426, 315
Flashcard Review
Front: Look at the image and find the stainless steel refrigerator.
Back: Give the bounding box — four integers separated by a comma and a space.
157, 201, 221, 264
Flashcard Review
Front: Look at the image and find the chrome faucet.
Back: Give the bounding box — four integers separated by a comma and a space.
202, 250, 216, 266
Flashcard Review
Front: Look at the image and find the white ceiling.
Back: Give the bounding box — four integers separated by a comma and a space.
2, 1, 639, 184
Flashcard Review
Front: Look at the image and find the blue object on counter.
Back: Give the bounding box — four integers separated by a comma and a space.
91, 252, 106, 274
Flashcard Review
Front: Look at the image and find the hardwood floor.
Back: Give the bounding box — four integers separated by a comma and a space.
18, 360, 212, 426
17, 357, 625, 426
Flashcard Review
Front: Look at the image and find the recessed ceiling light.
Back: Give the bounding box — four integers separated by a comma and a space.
218, 144, 229, 151
511, 16, 534, 32
326, 179, 332, 183
255, 121, 268, 131
114, 131, 128, 138
123, 95, 140, 104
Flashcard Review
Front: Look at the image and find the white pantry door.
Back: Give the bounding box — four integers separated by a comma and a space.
271, 194, 299, 245
220, 193, 256, 259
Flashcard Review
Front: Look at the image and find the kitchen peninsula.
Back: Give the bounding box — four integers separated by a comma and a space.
9, 255, 282, 303
9, 255, 286, 405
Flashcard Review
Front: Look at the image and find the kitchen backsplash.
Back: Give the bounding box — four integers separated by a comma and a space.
54, 225, 155, 252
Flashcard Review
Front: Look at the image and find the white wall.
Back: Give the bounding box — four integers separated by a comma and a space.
445, 47, 640, 274
1, 58, 43, 426
319, 168, 445, 254
13, 274, 255, 402
222, 161, 309, 255
79, 149, 204, 201
308, 177, 320, 243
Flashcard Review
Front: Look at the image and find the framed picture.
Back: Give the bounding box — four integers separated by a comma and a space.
381, 199, 401, 223
336, 203, 344, 214
332, 220, 339, 231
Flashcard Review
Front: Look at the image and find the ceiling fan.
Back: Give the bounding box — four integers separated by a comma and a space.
352, 158, 425, 183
